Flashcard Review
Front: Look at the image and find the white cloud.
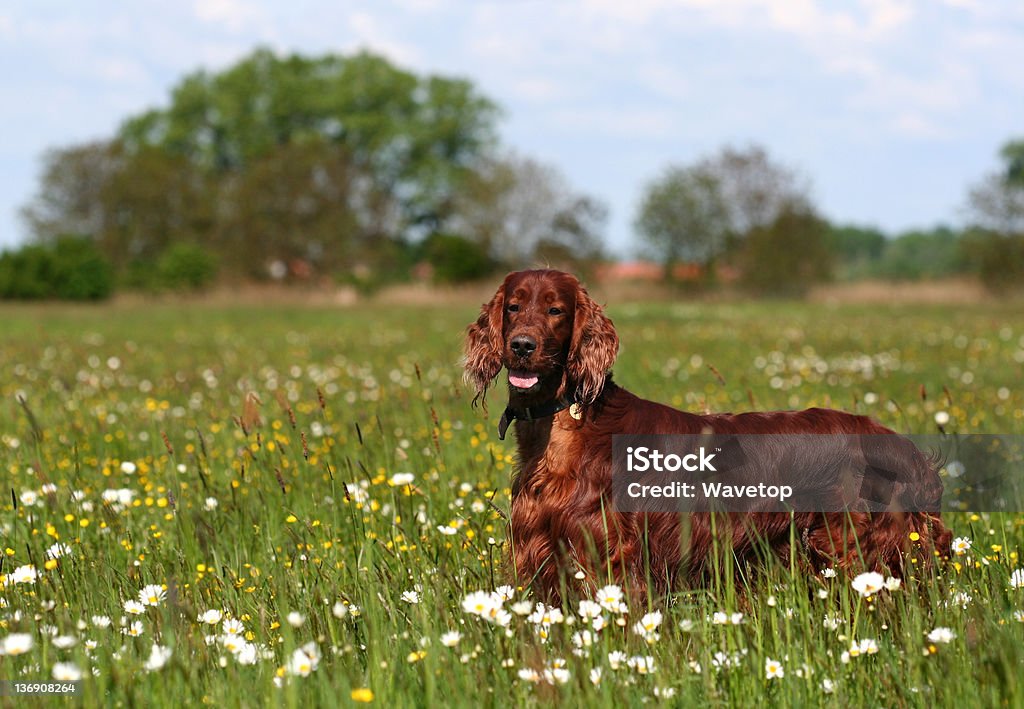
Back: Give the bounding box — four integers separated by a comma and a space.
193, 0, 267, 33
892, 113, 950, 140
346, 11, 422, 65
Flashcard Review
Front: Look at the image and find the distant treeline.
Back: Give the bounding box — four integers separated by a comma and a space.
4, 47, 1023, 300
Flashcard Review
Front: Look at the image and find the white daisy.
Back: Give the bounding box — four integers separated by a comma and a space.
138, 584, 166, 607
144, 644, 172, 671
927, 627, 956, 644
851, 571, 885, 597
52, 662, 82, 680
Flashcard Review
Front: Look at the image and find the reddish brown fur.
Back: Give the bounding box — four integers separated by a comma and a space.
465, 269, 952, 602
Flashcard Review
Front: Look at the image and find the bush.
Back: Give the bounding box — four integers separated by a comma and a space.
961, 229, 1024, 292
738, 207, 833, 297
157, 243, 219, 291
0, 236, 112, 300
52, 236, 114, 300
421, 233, 493, 284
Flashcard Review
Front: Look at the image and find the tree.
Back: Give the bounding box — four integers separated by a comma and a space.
22, 48, 501, 282
963, 139, 1024, 291
738, 206, 832, 296
634, 144, 816, 283
633, 165, 730, 280
116, 48, 499, 237
450, 154, 607, 270
696, 144, 812, 242
21, 142, 121, 245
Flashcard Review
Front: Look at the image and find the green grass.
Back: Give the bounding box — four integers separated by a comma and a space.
1, 299, 1023, 707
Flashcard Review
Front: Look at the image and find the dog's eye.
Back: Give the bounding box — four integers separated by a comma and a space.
548, 307, 562, 316
507, 304, 519, 313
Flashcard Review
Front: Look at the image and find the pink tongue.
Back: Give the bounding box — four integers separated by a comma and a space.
509, 372, 539, 388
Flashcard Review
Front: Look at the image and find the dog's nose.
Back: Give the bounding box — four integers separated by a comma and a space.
510, 335, 537, 357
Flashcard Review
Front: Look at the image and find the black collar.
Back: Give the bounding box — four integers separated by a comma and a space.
498, 391, 578, 440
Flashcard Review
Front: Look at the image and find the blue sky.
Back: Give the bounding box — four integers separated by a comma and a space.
1, 0, 1022, 255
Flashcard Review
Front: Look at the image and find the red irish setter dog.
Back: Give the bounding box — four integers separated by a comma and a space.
465, 269, 951, 601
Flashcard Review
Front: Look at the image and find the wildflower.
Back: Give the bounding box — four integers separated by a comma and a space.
440, 631, 461, 647
518, 668, 541, 683
1013, 610, 1024, 623
608, 650, 628, 669
286, 643, 321, 677
851, 571, 885, 597
822, 567, 837, 578
494, 585, 515, 600
124, 600, 146, 615
927, 627, 956, 644
236, 643, 258, 665
654, 687, 677, 698
595, 584, 627, 613
11, 565, 37, 585
589, 667, 602, 685
848, 638, 878, 657
2, 633, 33, 655
712, 651, 744, 670
934, 411, 950, 426
221, 635, 245, 654
510, 600, 533, 616
578, 600, 603, 619
884, 577, 902, 591
145, 644, 172, 671
223, 618, 245, 635
462, 590, 496, 617
952, 537, 972, 555
46, 543, 72, 560
198, 609, 223, 625
627, 655, 656, 674
543, 665, 571, 684
123, 621, 144, 637
19, 490, 39, 506
351, 689, 374, 702
139, 584, 166, 607
287, 612, 306, 627
571, 630, 594, 649
765, 657, 785, 680
204, 497, 219, 511
633, 611, 662, 643
52, 662, 82, 680
389, 472, 415, 486
91, 615, 112, 628
121, 461, 137, 474
635, 611, 662, 633
679, 619, 695, 632
401, 590, 420, 604
1010, 569, 1024, 590
52, 635, 77, 649
822, 678, 836, 694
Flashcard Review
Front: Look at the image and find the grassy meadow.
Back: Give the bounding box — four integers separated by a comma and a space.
1, 297, 1024, 707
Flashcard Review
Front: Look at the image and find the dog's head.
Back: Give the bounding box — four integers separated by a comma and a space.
464, 269, 618, 406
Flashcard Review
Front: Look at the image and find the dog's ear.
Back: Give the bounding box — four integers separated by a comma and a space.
567, 283, 618, 405
464, 281, 506, 405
